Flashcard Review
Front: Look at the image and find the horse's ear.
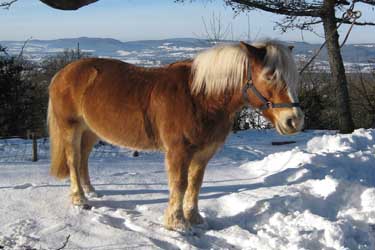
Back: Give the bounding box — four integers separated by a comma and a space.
288, 45, 294, 51
239, 41, 266, 60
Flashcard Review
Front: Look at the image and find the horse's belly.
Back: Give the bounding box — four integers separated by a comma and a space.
83, 107, 159, 150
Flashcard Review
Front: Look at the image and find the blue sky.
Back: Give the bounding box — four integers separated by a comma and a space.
1, 0, 374, 43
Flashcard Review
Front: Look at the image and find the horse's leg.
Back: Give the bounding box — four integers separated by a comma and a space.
183, 160, 207, 225
64, 125, 87, 207
184, 145, 218, 225
80, 130, 99, 197
164, 147, 193, 230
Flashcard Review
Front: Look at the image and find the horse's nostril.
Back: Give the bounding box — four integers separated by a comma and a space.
286, 118, 294, 129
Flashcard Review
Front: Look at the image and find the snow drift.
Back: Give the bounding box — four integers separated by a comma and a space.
0, 129, 374, 249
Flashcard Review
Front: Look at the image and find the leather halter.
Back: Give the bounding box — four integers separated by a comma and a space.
242, 63, 300, 111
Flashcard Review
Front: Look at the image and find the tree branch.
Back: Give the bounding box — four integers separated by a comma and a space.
0, 0, 17, 9
225, 0, 323, 17
276, 16, 323, 32
336, 18, 375, 25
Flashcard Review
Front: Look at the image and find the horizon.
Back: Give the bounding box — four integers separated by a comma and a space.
1, 0, 374, 44
1, 36, 374, 45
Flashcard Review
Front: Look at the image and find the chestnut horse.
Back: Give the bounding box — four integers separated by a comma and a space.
48, 40, 304, 230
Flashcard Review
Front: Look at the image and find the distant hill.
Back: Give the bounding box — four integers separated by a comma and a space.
288, 41, 375, 63
0, 37, 211, 65
1, 37, 375, 67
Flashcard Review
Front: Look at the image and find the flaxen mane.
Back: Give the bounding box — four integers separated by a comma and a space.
191, 40, 299, 97
191, 44, 248, 95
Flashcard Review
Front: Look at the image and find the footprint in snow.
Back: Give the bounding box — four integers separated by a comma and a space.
94, 214, 128, 230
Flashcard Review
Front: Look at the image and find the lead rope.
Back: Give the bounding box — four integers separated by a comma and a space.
299, 3, 361, 74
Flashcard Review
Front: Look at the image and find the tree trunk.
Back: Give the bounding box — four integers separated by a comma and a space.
322, 3, 355, 133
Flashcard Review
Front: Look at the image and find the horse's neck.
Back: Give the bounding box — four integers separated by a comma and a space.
191, 90, 244, 120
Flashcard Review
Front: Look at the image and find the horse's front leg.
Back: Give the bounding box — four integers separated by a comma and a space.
164, 148, 192, 231
183, 159, 207, 225
184, 145, 218, 225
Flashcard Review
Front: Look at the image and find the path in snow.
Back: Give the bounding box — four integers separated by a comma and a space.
0, 129, 374, 250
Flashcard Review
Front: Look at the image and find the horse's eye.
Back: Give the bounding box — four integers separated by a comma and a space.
266, 75, 274, 82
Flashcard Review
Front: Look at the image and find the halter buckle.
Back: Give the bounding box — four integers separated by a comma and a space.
266, 101, 273, 109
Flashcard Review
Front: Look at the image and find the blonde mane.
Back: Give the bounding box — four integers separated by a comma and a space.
191, 40, 299, 96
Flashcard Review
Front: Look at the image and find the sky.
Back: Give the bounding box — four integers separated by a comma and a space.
0, 0, 374, 44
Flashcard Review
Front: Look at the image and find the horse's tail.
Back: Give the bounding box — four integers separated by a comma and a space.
48, 99, 69, 179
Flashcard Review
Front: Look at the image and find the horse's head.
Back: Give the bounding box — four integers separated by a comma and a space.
240, 41, 304, 135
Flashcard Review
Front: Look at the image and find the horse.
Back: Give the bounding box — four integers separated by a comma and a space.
47, 40, 304, 231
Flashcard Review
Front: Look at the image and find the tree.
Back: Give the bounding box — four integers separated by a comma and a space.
349, 69, 375, 128
0, 43, 90, 136
0, 49, 36, 136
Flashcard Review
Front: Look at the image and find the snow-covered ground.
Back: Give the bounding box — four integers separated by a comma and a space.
0, 129, 374, 250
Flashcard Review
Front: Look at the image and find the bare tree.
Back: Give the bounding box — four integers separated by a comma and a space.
200, 12, 233, 42
349, 69, 375, 128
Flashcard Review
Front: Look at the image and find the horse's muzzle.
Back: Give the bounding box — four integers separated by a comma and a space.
276, 111, 304, 135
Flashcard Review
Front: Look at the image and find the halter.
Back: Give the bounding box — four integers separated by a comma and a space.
242, 63, 300, 111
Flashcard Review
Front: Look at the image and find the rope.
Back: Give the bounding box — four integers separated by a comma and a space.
340, 9, 362, 48
299, 3, 362, 74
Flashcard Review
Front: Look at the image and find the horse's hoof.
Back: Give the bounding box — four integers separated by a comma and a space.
164, 211, 190, 232
71, 194, 88, 206
164, 219, 190, 232
184, 209, 205, 225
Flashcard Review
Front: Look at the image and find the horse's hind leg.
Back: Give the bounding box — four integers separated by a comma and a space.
80, 130, 99, 197
64, 124, 88, 207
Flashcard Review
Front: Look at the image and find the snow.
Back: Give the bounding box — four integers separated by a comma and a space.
117, 50, 132, 56
157, 45, 205, 52
122, 58, 160, 66
354, 44, 375, 48
0, 129, 374, 250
